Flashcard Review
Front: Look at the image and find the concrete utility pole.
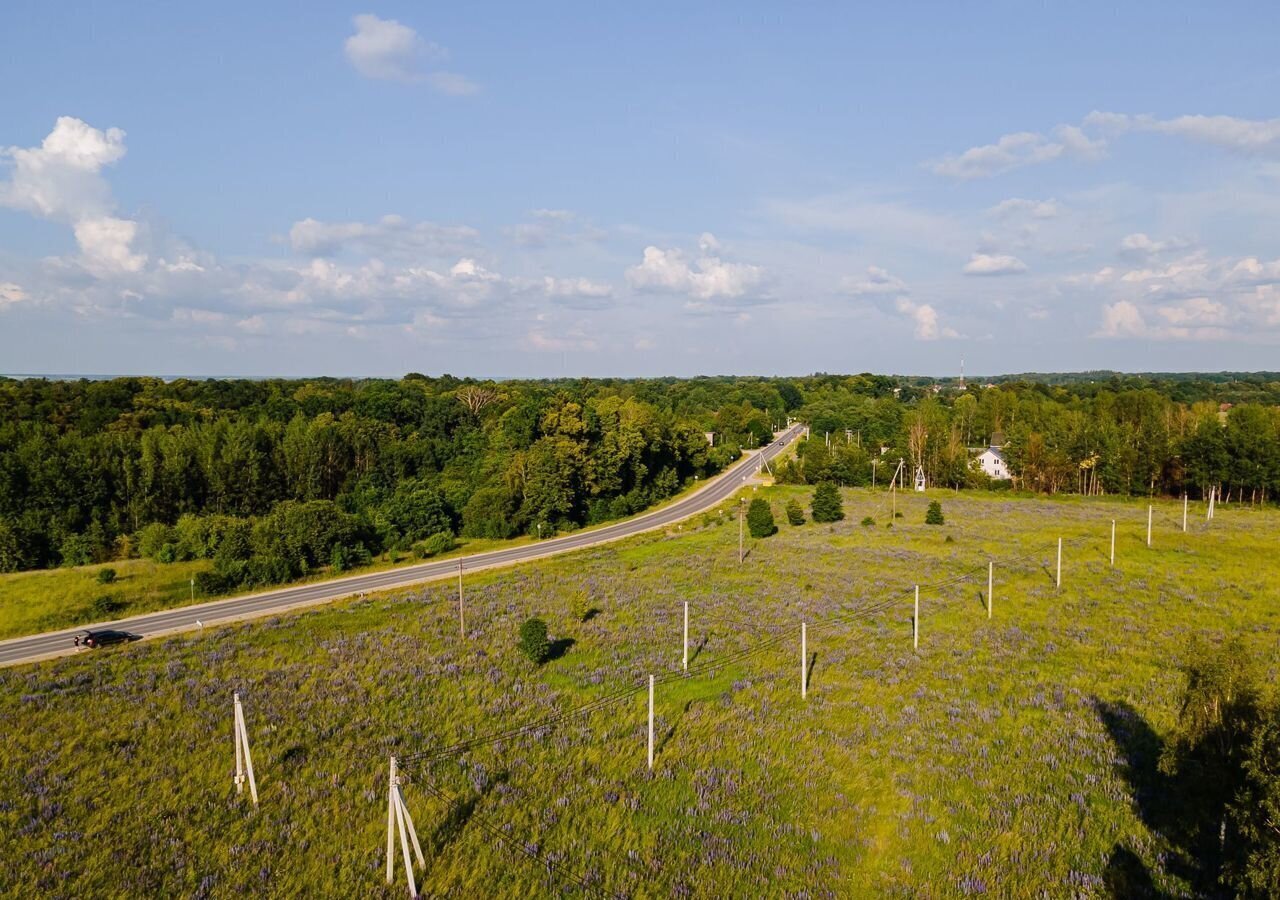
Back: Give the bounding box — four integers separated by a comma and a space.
682, 601, 689, 672
1147, 505, 1153, 548
913, 586, 920, 651
233, 692, 258, 806
385, 755, 424, 897
457, 561, 465, 638
1183, 494, 1188, 533
647, 675, 655, 770
1110, 520, 1116, 567
801, 622, 808, 699
738, 498, 745, 564
1056, 538, 1063, 589
987, 561, 993, 619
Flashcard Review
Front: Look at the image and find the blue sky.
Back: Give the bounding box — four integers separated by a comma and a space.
3, 2, 1280, 377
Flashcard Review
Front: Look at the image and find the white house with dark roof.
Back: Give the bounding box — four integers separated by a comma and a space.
974, 433, 1011, 480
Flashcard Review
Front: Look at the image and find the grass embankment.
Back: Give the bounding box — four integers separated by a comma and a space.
2, 487, 1277, 897
0, 535, 529, 641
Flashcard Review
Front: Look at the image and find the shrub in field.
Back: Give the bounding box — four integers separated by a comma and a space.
861, 516, 875, 527
1228, 709, 1280, 894
785, 500, 805, 526
59, 534, 94, 568
96, 568, 117, 584
811, 482, 844, 523
747, 498, 777, 538
414, 531, 456, 558
156, 542, 178, 564
569, 592, 596, 622
90, 594, 126, 618
926, 501, 944, 525
518, 617, 551, 664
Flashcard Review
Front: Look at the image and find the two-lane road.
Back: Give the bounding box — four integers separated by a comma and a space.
0, 423, 805, 668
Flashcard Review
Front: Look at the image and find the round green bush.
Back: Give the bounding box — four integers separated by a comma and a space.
518, 617, 551, 664
96, 567, 118, 584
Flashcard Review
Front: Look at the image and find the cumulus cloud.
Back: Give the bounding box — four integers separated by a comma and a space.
1086, 111, 1280, 156
344, 13, 478, 93
0, 117, 147, 274
894, 297, 959, 340
625, 235, 765, 301
289, 215, 478, 258
962, 253, 1027, 276
841, 265, 908, 297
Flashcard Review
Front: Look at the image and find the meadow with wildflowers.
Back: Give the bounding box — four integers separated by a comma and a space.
2, 486, 1277, 897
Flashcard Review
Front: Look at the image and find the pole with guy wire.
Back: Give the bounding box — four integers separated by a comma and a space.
913, 586, 920, 651
233, 692, 258, 807
385, 755, 424, 897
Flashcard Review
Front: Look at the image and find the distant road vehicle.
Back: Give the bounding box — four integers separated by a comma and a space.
73, 629, 141, 649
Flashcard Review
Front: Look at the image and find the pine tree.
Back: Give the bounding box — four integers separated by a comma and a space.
925, 500, 945, 525
747, 498, 777, 538
811, 482, 844, 523
785, 499, 805, 525
518, 617, 551, 664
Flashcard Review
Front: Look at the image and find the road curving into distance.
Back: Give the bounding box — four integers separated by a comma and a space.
0, 423, 805, 668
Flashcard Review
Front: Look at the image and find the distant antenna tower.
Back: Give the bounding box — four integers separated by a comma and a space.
959, 358, 966, 390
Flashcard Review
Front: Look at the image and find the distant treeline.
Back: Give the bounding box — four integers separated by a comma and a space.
1, 371, 1278, 575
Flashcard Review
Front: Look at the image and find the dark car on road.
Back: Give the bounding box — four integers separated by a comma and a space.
73, 629, 141, 649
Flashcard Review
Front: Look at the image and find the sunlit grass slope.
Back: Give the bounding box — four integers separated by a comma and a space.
2, 487, 1277, 897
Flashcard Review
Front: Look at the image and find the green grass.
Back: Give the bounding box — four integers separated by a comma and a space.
0, 458, 734, 641
2, 487, 1277, 897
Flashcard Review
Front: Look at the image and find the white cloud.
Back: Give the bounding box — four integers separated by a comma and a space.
929, 126, 1105, 179
1087, 111, 1280, 156
0, 282, 27, 309
988, 198, 1059, 220
344, 14, 477, 94
1, 117, 147, 274
962, 253, 1027, 276
542, 276, 612, 299
842, 265, 908, 297
894, 297, 959, 340
625, 236, 765, 301
1096, 300, 1147, 338
1118, 232, 1193, 260
289, 215, 478, 258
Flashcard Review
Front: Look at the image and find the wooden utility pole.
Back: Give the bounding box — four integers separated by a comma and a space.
1110, 520, 1115, 567
1147, 505, 1153, 548
1183, 494, 1188, 533
233, 693, 258, 806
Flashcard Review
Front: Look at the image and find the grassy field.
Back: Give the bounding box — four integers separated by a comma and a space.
2, 487, 1277, 897
0, 535, 532, 641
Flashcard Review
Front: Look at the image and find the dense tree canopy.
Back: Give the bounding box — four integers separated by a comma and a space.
0, 371, 1276, 575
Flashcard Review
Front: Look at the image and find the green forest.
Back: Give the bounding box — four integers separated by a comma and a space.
1, 372, 1278, 583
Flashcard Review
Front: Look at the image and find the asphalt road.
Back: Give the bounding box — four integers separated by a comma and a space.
0, 423, 804, 668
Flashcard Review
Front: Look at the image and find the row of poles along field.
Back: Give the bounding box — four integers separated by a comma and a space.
223, 486, 1226, 898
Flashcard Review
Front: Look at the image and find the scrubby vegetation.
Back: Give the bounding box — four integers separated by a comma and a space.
3, 487, 1278, 895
